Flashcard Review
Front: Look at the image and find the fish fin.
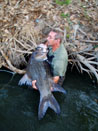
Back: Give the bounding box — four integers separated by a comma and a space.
18, 74, 32, 86
51, 83, 67, 94
38, 94, 60, 120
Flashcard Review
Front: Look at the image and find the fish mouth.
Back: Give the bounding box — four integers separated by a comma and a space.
34, 52, 47, 61
34, 44, 48, 61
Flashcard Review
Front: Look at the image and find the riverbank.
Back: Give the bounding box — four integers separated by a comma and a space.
0, 0, 98, 81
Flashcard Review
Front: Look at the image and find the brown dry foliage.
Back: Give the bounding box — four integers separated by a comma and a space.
0, 0, 98, 80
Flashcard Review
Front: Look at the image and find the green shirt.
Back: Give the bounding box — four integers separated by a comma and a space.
48, 43, 68, 76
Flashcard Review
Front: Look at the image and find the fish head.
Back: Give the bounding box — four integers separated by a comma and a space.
34, 44, 48, 61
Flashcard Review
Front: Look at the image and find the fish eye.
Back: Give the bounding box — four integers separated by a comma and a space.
36, 47, 43, 51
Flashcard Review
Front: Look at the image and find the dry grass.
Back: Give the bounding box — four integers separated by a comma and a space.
0, 0, 98, 80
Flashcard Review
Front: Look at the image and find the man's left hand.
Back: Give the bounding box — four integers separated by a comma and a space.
53, 76, 60, 84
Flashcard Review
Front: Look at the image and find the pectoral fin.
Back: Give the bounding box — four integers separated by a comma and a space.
18, 74, 32, 86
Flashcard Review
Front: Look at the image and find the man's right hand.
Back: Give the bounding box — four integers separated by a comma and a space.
53, 76, 60, 84
32, 80, 38, 90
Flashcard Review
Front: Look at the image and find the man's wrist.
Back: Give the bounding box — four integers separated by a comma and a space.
53, 76, 60, 84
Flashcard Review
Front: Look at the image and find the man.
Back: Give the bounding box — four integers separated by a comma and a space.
32, 30, 68, 89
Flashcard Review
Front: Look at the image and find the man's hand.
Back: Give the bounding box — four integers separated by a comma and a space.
32, 76, 59, 91
53, 76, 60, 84
32, 80, 38, 90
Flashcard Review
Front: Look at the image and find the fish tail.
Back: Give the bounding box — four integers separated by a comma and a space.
38, 94, 60, 120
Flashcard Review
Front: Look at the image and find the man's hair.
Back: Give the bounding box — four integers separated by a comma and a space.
50, 30, 63, 42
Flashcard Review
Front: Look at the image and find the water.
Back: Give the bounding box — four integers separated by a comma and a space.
0, 68, 98, 131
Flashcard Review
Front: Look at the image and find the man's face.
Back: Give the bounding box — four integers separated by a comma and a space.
47, 31, 57, 46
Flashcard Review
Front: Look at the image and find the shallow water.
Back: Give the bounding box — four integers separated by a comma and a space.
0, 69, 98, 131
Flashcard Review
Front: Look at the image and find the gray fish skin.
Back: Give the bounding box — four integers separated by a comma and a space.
19, 50, 66, 120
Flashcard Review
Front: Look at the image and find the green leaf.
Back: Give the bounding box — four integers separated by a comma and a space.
94, 45, 98, 49
65, 0, 71, 5
55, 0, 71, 5
66, 34, 70, 38
61, 13, 70, 18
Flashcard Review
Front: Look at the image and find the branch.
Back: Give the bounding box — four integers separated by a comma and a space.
80, 40, 98, 44
77, 54, 98, 81
0, 49, 26, 74
73, 24, 79, 41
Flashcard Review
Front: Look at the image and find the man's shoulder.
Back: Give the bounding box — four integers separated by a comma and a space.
57, 44, 67, 55
60, 43, 67, 50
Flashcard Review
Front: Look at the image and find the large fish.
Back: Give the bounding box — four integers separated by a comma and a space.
18, 44, 66, 120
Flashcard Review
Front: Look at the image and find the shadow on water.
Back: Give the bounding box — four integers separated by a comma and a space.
0, 68, 98, 131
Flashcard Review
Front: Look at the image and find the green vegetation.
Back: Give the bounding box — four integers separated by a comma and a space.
94, 45, 98, 49
55, 0, 71, 5
61, 13, 70, 18
61, 12, 72, 25
66, 34, 70, 38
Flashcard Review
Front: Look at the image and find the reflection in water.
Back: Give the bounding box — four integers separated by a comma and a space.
0, 69, 98, 131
